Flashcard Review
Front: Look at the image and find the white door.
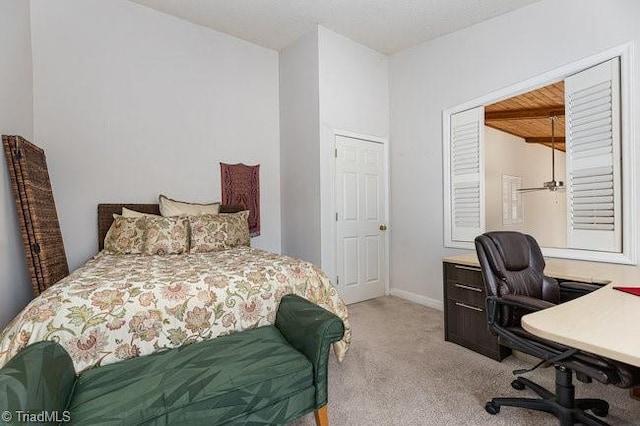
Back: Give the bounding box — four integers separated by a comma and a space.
335, 135, 387, 304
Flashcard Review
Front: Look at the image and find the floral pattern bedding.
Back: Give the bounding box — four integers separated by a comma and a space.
0, 247, 351, 372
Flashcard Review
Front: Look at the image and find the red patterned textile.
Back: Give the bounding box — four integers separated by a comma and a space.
220, 163, 260, 236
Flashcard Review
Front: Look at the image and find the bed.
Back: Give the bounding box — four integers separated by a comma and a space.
0, 204, 351, 372
0, 202, 351, 373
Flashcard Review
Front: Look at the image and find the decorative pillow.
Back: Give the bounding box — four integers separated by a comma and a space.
122, 207, 160, 218
159, 194, 220, 217
104, 216, 147, 254
189, 211, 250, 253
144, 216, 190, 255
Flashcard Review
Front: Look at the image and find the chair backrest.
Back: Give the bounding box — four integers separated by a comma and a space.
475, 231, 551, 301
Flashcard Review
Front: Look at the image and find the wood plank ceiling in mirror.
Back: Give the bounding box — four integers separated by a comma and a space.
485, 81, 565, 152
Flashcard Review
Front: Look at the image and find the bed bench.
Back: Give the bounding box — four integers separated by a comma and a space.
0, 294, 344, 426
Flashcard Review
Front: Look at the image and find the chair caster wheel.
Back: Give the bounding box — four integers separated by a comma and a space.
485, 401, 500, 415
592, 404, 609, 417
511, 379, 526, 390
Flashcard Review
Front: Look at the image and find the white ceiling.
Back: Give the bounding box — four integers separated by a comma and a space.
129, 0, 542, 54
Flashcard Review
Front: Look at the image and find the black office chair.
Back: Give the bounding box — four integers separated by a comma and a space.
475, 231, 640, 426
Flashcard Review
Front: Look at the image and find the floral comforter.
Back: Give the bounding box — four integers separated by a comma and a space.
0, 247, 351, 372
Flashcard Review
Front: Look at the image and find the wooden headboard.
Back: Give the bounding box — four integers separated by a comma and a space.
97, 203, 244, 251
98, 204, 160, 250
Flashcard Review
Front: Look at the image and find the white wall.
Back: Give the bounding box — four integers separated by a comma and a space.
484, 127, 566, 248
389, 0, 640, 305
278, 26, 389, 283
0, 0, 34, 328
317, 26, 389, 281
279, 31, 321, 264
30, 0, 281, 270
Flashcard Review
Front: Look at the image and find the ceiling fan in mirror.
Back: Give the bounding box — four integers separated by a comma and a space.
518, 115, 565, 193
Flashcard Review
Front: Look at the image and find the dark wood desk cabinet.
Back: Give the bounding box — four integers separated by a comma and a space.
443, 261, 510, 361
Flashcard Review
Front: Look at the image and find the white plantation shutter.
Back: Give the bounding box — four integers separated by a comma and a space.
450, 106, 484, 242
565, 57, 621, 252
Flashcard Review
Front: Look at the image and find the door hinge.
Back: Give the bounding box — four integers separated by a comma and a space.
336, 276, 339, 285
335, 212, 338, 221
334, 147, 337, 158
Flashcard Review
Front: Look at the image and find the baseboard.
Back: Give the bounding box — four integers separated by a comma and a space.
389, 288, 444, 311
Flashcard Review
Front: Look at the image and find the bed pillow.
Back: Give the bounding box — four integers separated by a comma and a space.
104, 216, 147, 254
189, 211, 250, 253
159, 194, 220, 217
122, 207, 161, 218
144, 216, 190, 255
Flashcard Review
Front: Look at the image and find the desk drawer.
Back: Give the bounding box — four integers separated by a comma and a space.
443, 261, 510, 361
446, 298, 490, 349
444, 263, 484, 287
446, 280, 485, 307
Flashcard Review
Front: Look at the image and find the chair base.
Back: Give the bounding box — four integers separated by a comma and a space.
485, 366, 610, 426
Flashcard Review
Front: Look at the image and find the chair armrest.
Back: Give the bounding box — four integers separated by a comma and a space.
485, 295, 573, 363
502, 294, 556, 311
0, 341, 76, 418
275, 294, 345, 408
486, 295, 555, 328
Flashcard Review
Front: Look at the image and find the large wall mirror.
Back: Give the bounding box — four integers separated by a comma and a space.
443, 44, 636, 264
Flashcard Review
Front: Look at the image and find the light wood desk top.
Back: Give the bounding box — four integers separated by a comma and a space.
443, 254, 640, 367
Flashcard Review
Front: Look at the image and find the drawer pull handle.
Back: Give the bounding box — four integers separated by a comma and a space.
455, 283, 482, 293
454, 265, 481, 272
455, 302, 483, 312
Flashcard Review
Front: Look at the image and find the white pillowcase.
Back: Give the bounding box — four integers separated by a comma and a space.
121, 207, 160, 218
159, 194, 220, 217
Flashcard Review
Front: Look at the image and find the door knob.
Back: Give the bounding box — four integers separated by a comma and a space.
379, 224, 387, 231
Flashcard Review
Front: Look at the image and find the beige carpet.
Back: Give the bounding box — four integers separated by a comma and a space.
291, 296, 640, 426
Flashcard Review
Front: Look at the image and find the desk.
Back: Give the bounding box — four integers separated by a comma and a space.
442, 254, 640, 367
522, 280, 640, 368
